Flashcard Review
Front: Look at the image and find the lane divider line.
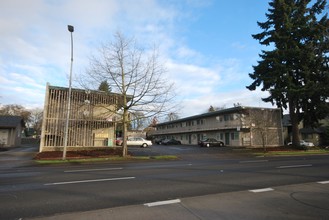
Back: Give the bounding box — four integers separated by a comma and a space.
249, 188, 274, 193
239, 160, 268, 163
144, 199, 181, 207
318, 180, 329, 184
44, 177, 135, 186
276, 164, 312, 169
64, 168, 123, 173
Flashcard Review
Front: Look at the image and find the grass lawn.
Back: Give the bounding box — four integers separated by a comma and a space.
34, 149, 178, 165
253, 147, 329, 157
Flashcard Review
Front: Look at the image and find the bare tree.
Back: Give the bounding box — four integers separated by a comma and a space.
82, 32, 176, 156
0, 104, 30, 126
207, 105, 226, 113
247, 108, 281, 152
130, 111, 145, 130
29, 108, 43, 135
166, 112, 179, 121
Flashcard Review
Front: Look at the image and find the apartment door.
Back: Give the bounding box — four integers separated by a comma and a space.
225, 132, 230, 145
0, 129, 8, 145
197, 134, 202, 142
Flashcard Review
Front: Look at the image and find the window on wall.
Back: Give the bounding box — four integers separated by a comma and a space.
231, 132, 239, 140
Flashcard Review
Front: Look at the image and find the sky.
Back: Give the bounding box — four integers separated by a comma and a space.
0, 0, 275, 118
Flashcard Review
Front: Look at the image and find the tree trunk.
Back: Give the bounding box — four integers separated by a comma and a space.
289, 100, 300, 147
122, 108, 128, 157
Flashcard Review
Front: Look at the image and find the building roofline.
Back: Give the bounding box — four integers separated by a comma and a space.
0, 115, 24, 128
157, 106, 280, 126
48, 85, 125, 97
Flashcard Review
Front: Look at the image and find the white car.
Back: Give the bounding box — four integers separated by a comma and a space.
127, 137, 152, 148
287, 140, 314, 147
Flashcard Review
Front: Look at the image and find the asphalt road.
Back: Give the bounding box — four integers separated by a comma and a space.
0, 144, 329, 219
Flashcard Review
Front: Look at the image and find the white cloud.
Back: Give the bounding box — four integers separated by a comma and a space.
179, 88, 274, 117
0, 0, 277, 118
166, 60, 221, 97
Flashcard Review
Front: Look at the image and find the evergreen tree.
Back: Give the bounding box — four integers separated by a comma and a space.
247, 0, 329, 147
98, 80, 111, 92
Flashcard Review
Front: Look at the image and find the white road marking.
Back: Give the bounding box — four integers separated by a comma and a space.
144, 199, 181, 207
249, 188, 274, 193
318, 180, 329, 184
44, 177, 135, 186
169, 147, 189, 151
64, 167, 123, 173
239, 160, 268, 163
276, 164, 312, 169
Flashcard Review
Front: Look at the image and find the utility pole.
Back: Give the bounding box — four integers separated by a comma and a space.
63, 25, 74, 160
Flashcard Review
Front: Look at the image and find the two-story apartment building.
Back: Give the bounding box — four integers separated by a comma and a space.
39, 84, 127, 152
152, 106, 284, 147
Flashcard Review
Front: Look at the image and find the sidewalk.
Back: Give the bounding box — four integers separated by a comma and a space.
30, 181, 329, 220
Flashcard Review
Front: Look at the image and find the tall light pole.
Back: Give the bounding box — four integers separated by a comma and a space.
63, 25, 74, 160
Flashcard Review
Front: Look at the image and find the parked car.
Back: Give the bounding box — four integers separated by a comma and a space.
161, 138, 181, 145
126, 137, 152, 148
115, 137, 123, 146
153, 138, 165, 145
199, 138, 224, 147
287, 140, 314, 147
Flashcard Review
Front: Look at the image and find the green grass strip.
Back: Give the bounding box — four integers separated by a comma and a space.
254, 149, 329, 157
35, 155, 178, 164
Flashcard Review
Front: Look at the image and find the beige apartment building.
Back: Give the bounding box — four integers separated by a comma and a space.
39, 84, 126, 152
153, 106, 284, 147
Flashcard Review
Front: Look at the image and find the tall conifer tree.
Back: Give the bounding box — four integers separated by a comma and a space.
247, 0, 329, 147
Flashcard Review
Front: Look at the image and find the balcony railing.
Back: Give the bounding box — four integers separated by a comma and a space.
153, 121, 246, 135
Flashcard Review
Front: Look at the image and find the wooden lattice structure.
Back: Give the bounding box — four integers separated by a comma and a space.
39, 84, 125, 152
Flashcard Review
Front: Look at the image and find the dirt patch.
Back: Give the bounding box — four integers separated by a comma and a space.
34, 148, 128, 160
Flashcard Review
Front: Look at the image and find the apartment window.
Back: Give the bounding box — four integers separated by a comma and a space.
231, 132, 239, 140
220, 117, 223, 122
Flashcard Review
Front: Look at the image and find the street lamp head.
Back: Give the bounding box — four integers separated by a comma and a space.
68, 25, 74, 33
